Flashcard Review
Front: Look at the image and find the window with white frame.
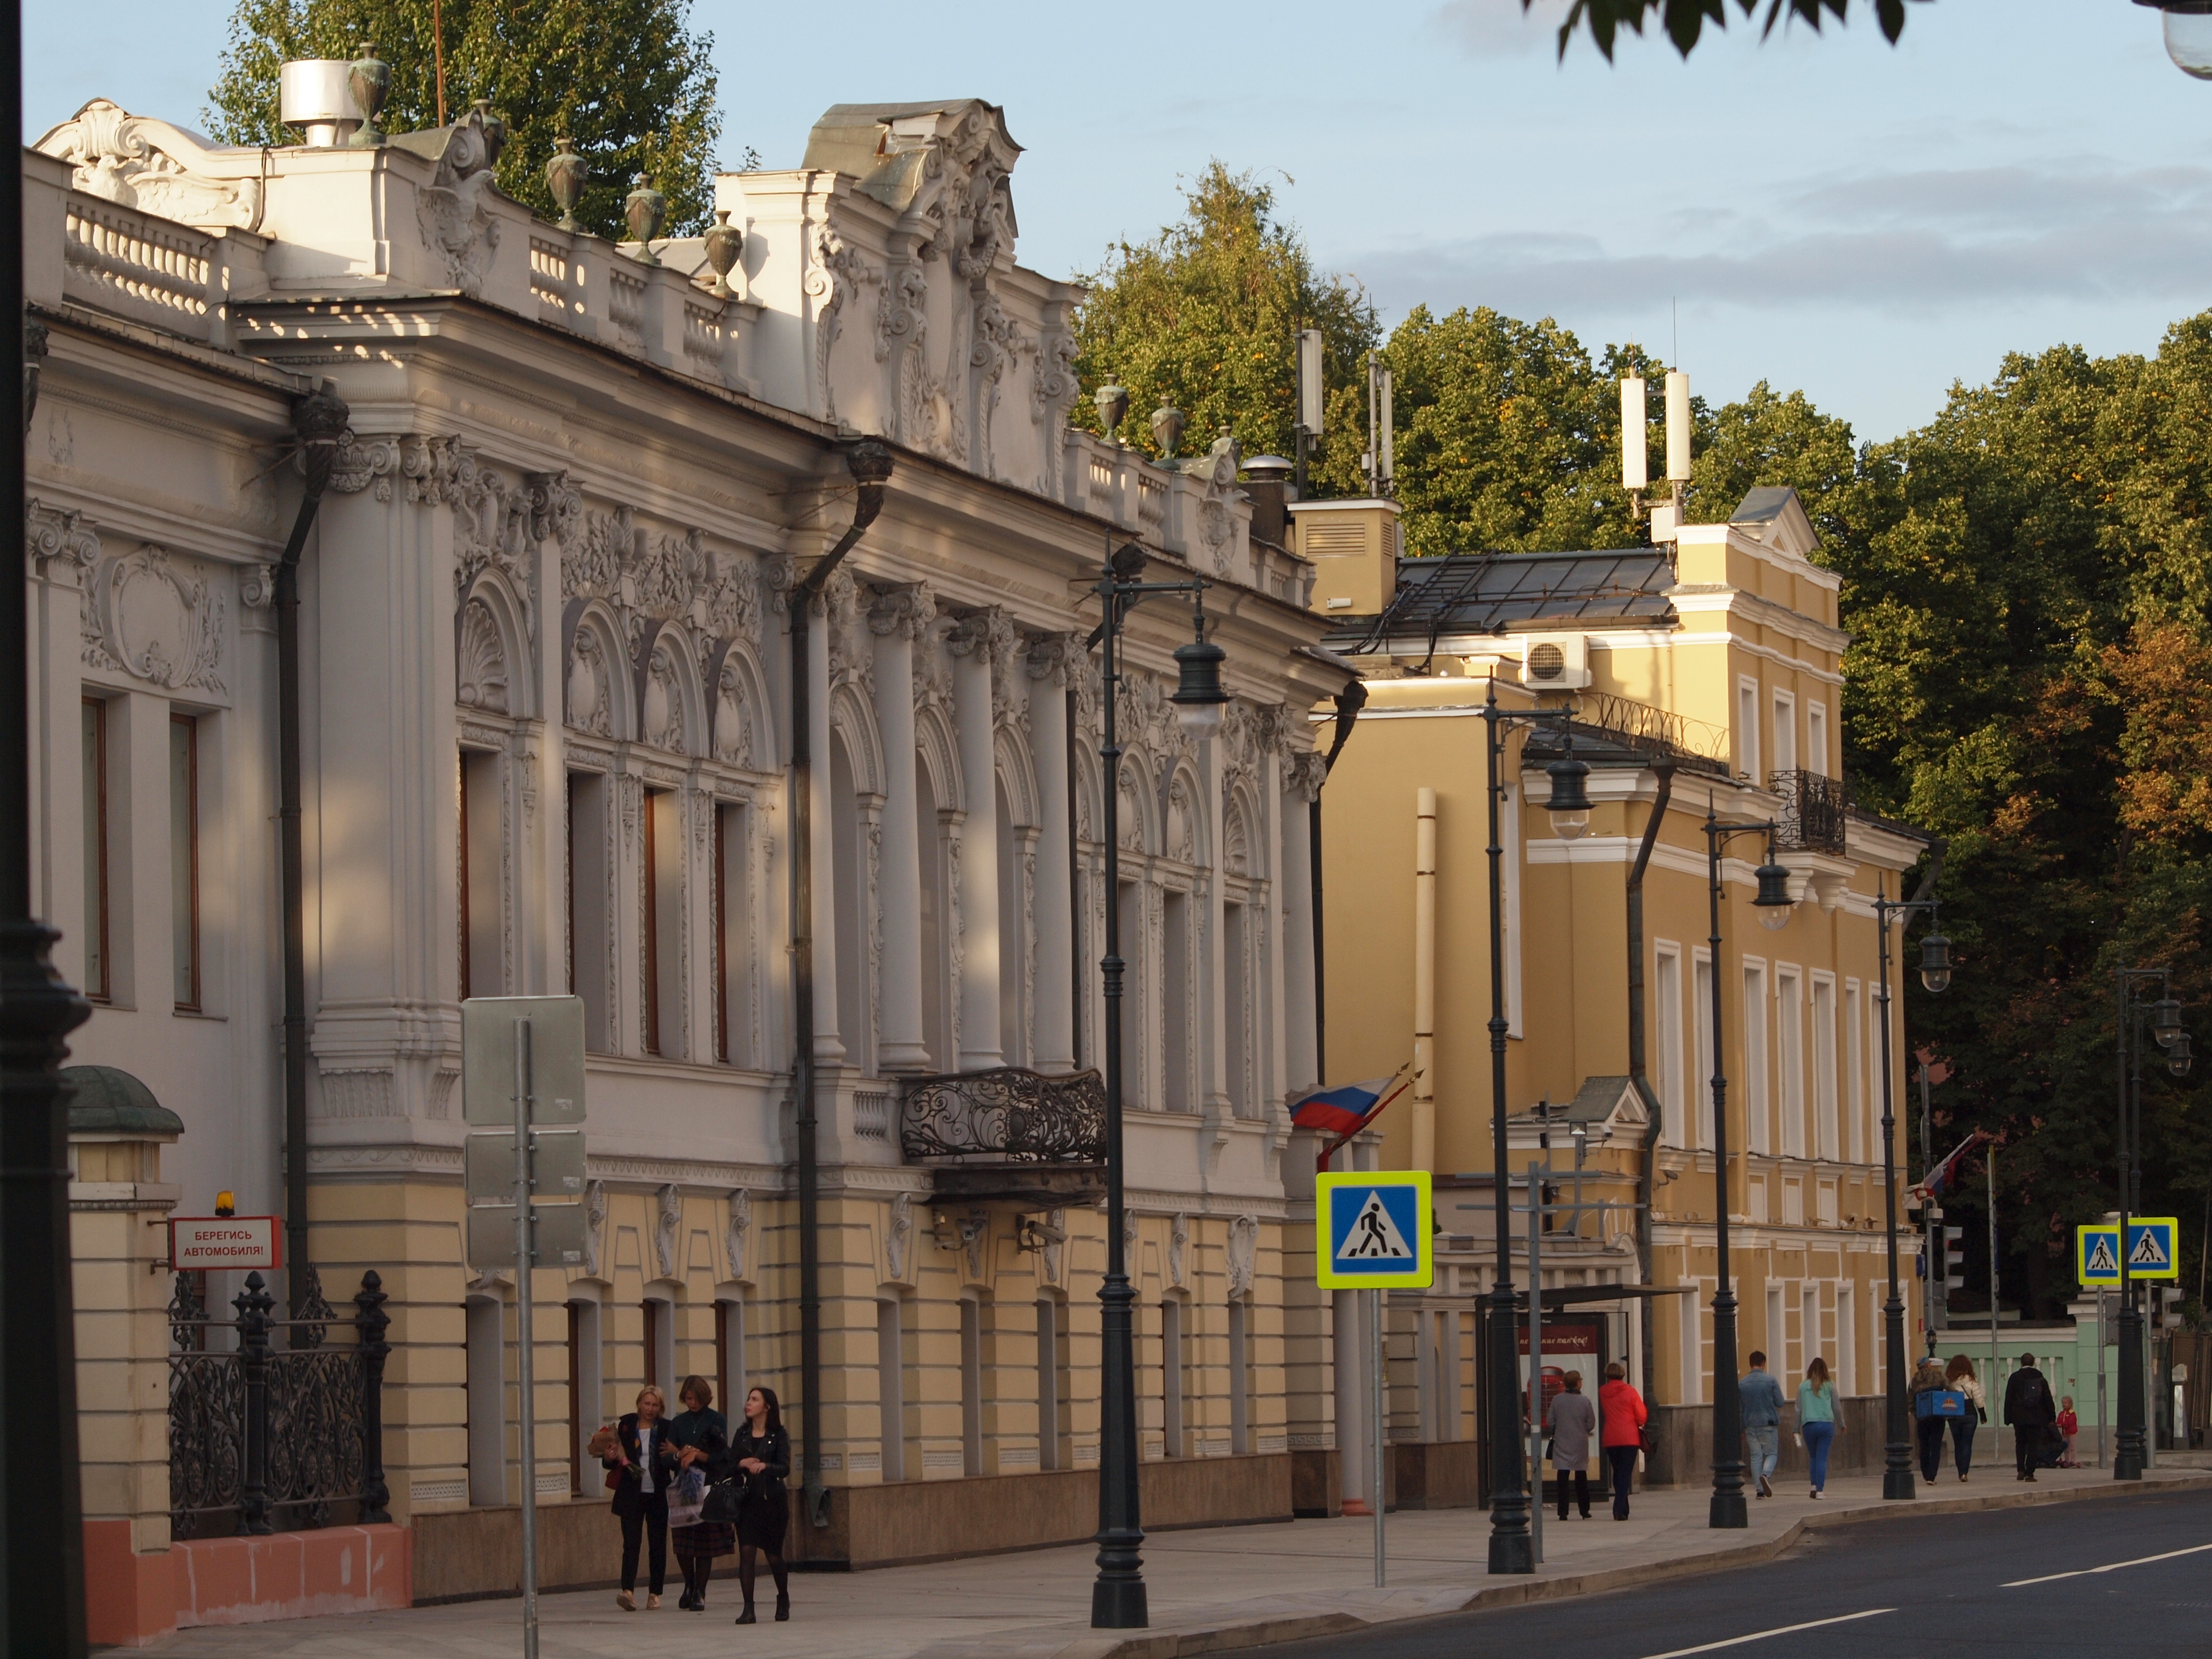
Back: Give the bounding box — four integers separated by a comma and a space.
1812, 975, 1838, 1160
1736, 678, 1762, 782
1808, 702, 1830, 778
1771, 690, 1798, 776
1777, 966, 1805, 1158
1743, 961, 1770, 1155
1844, 980, 1865, 1164
1838, 1281, 1858, 1393
1656, 943, 1685, 1147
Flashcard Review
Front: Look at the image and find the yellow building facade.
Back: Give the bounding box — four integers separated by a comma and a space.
1310, 487, 1931, 1448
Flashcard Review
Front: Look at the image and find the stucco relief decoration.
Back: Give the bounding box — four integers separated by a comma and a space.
653, 1184, 682, 1280
85, 544, 227, 694
36, 99, 263, 229
725, 1188, 752, 1283
525, 470, 582, 550
712, 656, 754, 768
1022, 630, 1073, 688
1169, 1212, 1189, 1288
567, 623, 612, 737
704, 549, 762, 644
885, 1191, 915, 1282
1166, 776, 1195, 865
567, 507, 633, 601
1222, 799, 1251, 879
457, 599, 509, 712
969, 291, 1023, 479
805, 223, 873, 424
416, 102, 505, 297
452, 454, 538, 640
1228, 1215, 1259, 1297
643, 639, 687, 753
583, 1180, 608, 1277
1218, 702, 1260, 800
1286, 750, 1329, 805
634, 528, 706, 622
1042, 1208, 1066, 1286
822, 568, 872, 695
866, 580, 935, 647
946, 607, 1018, 730
1181, 428, 1242, 571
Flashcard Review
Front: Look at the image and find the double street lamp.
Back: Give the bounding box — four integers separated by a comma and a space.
1088, 541, 1227, 1629
1871, 882, 1953, 1500
1700, 803, 1796, 1527
2113, 966, 2190, 1480
1477, 684, 1596, 1574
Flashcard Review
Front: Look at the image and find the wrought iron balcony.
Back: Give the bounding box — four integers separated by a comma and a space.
1771, 768, 1849, 855
899, 1066, 1108, 1205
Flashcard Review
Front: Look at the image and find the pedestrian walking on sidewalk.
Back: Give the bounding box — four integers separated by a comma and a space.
603, 1385, 679, 1612
1546, 1369, 1597, 1520
1598, 1362, 1647, 1520
2057, 1397, 2081, 1468
1740, 1351, 1785, 1499
667, 1376, 733, 1611
1797, 1358, 1837, 1498
2003, 1352, 2058, 1482
731, 1385, 794, 1624
1945, 1355, 1986, 1482
1912, 1357, 1950, 1483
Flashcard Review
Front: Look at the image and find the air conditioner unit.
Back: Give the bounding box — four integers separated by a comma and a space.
1518, 634, 1591, 690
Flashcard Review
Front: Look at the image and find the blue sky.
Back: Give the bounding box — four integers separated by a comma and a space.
29, 0, 2212, 443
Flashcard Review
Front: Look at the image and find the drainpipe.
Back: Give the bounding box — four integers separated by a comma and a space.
1627, 754, 1675, 1400
1312, 678, 1367, 1096
789, 439, 893, 1530
1412, 788, 1437, 1172
279, 382, 350, 1317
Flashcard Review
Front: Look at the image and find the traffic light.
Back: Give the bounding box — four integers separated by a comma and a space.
1943, 1227, 1967, 1302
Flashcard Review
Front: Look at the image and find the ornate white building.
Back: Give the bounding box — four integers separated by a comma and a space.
29, 89, 1346, 1635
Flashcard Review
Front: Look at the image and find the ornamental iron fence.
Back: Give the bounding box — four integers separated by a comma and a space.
167, 1265, 391, 1539
899, 1066, 1108, 1165
1771, 768, 1850, 856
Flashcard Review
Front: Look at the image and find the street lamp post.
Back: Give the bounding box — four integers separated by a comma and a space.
1089, 541, 1227, 1630
1477, 684, 1598, 1575
2112, 966, 2189, 1481
1701, 802, 1796, 1528
1871, 883, 1951, 1501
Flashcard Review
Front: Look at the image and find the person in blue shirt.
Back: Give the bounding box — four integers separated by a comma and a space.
1739, 1351, 1786, 1498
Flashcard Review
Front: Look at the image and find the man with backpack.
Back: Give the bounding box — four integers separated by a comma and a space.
2002, 1352, 2059, 1482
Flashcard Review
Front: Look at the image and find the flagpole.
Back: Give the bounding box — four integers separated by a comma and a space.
1314, 1069, 1416, 1173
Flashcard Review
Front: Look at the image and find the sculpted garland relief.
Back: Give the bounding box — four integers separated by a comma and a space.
82, 543, 228, 696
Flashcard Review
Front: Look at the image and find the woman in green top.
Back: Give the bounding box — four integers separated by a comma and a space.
1797, 1357, 1837, 1498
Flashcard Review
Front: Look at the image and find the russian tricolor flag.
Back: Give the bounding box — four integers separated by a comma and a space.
1290, 1077, 1400, 1138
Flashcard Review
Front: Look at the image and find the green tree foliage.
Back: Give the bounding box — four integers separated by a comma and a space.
1537, 0, 1925, 60
1070, 164, 1378, 471
206, 0, 722, 238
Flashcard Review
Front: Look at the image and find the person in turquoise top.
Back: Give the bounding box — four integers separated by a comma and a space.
1797, 1357, 1837, 1498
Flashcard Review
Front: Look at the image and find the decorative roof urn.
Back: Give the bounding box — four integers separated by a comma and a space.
1150, 404, 1186, 459
703, 209, 743, 297
1094, 382, 1130, 440
545, 137, 586, 232
623, 176, 667, 265
346, 40, 390, 147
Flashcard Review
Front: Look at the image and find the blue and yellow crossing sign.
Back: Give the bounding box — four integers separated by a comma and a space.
2076, 1218, 2181, 1285
1316, 1170, 1433, 1289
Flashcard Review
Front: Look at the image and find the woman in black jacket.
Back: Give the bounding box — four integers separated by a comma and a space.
666, 1376, 733, 1611
602, 1385, 679, 1611
730, 1385, 793, 1624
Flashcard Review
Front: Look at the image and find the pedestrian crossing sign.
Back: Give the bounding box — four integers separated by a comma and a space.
2076, 1218, 2180, 1285
1316, 1170, 1433, 1289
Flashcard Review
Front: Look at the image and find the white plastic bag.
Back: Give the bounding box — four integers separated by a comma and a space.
667, 1465, 708, 1528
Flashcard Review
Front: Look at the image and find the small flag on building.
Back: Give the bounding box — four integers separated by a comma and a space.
1920, 1129, 1990, 1201
1290, 1075, 1402, 1138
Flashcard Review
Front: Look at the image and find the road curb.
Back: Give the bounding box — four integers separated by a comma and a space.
1072, 1470, 2212, 1659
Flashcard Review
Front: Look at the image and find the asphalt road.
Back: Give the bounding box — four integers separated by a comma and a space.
1257, 1487, 2212, 1658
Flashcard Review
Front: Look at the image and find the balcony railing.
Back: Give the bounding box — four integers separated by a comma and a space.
900, 1066, 1107, 1164
1772, 768, 1850, 855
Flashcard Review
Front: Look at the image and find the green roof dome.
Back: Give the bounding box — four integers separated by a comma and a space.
62, 1066, 184, 1137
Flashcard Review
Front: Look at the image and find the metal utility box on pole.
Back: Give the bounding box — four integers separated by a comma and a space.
462, 996, 589, 1659
1295, 329, 1324, 498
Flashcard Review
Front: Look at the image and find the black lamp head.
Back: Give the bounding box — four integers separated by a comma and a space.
1754, 854, 1793, 930
1544, 753, 1592, 841
1169, 612, 1228, 740
1918, 932, 1953, 996
2152, 996, 2183, 1048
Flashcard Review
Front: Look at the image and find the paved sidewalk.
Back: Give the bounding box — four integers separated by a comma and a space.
141, 1463, 2208, 1658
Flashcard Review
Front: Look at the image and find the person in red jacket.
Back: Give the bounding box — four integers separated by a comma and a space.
1598, 1361, 1649, 1520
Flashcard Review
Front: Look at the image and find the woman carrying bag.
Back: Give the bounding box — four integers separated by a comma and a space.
1910, 1357, 1952, 1485
729, 1385, 794, 1624
1945, 1355, 1987, 1482
666, 1376, 733, 1611
600, 1385, 679, 1612
1545, 1370, 1597, 1521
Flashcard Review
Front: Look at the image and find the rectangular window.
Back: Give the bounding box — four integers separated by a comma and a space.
1838, 1282, 1858, 1393
642, 788, 684, 1058
568, 774, 611, 1050
1118, 881, 1143, 1108
1162, 890, 1190, 1111
1224, 900, 1250, 1118
1160, 1299, 1185, 1457
960, 1298, 984, 1477
1867, 988, 1886, 1167
878, 1299, 906, 1482
466, 1295, 506, 1506
1693, 953, 1716, 1151
1778, 968, 1804, 1158
460, 749, 501, 998
81, 699, 109, 1000
717, 1296, 746, 1418
1844, 981, 1865, 1164
642, 1297, 672, 1390
1229, 1299, 1252, 1454
1037, 1299, 1065, 1471
1655, 944, 1684, 1147
1743, 963, 1770, 1155
714, 804, 751, 1065
1736, 678, 1761, 783
1813, 977, 1838, 1161
567, 1301, 603, 1497
1771, 691, 1797, 776
1802, 1285, 1820, 1380
169, 714, 200, 1010
1766, 1284, 1784, 1369
1680, 1289, 1706, 1406
1808, 702, 1830, 778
